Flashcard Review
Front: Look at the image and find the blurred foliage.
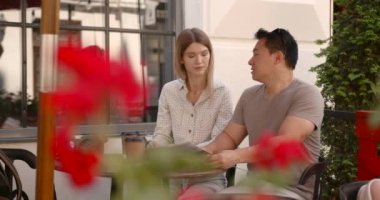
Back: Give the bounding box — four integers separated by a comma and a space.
103, 142, 306, 200
369, 85, 380, 126
310, 0, 380, 198
104, 146, 214, 200
242, 167, 295, 191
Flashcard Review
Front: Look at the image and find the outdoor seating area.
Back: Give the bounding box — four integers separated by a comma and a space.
0, 142, 326, 200
1, 109, 380, 199
1, 0, 380, 200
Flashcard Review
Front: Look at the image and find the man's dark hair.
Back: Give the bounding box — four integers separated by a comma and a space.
254, 28, 298, 69
0, 45, 3, 58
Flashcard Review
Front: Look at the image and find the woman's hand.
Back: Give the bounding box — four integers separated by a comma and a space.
209, 150, 238, 170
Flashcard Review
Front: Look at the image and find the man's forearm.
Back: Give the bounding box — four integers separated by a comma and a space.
203, 131, 237, 154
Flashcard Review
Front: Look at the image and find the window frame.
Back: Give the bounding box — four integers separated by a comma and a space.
0, 0, 183, 141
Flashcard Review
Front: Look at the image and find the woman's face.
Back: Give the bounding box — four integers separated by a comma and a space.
181, 42, 210, 78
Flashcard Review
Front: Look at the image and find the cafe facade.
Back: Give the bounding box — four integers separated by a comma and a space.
0, 0, 332, 199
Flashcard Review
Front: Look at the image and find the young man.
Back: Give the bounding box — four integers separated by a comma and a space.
203, 28, 324, 200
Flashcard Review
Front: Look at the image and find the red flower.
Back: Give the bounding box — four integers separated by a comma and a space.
53, 124, 101, 187
54, 45, 143, 119
176, 187, 207, 200
248, 194, 278, 200
52, 45, 144, 187
253, 132, 308, 169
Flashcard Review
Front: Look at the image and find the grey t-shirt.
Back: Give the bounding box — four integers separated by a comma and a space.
231, 78, 324, 198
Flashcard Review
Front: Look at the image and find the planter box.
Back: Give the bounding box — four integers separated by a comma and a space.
355, 110, 380, 180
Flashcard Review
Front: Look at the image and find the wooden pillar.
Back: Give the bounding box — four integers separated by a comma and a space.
35, 0, 60, 199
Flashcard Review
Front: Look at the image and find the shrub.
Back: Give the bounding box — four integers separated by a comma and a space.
310, 0, 380, 198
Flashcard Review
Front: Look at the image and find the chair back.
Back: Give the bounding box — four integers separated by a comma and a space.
0, 149, 23, 200
339, 181, 368, 200
298, 157, 327, 200
0, 148, 57, 200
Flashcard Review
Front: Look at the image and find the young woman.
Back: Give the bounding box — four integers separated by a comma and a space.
148, 28, 233, 199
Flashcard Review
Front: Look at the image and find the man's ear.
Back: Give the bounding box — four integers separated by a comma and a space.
275, 51, 285, 65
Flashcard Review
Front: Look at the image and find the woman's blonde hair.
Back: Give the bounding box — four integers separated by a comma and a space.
174, 28, 214, 96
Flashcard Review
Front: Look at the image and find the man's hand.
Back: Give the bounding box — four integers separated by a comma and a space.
209, 150, 239, 170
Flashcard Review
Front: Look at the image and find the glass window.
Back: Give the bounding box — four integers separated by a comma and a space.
108, 33, 173, 124
0, 27, 23, 128
0, 6, 21, 23
0, 0, 177, 130
59, 1, 105, 27
109, 0, 172, 31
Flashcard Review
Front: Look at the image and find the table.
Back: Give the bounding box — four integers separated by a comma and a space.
168, 169, 223, 179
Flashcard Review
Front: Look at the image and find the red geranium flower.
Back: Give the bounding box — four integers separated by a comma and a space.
176, 187, 207, 200
253, 132, 309, 170
52, 44, 143, 187
54, 125, 100, 186
248, 194, 278, 200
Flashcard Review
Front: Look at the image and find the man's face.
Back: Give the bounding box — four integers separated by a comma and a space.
248, 39, 277, 82
181, 42, 210, 78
